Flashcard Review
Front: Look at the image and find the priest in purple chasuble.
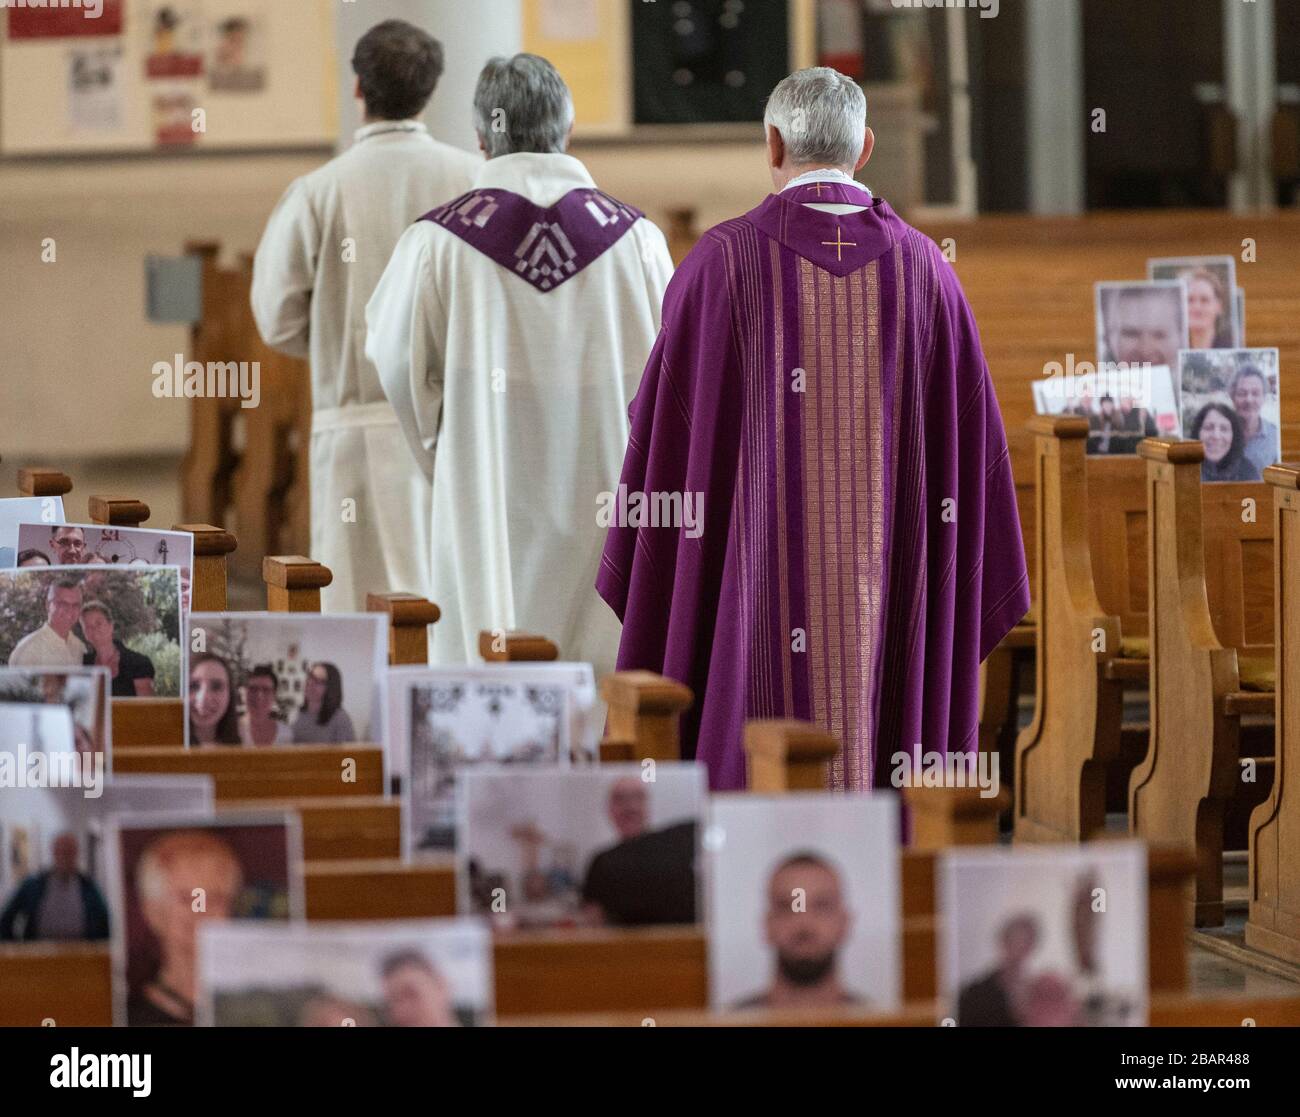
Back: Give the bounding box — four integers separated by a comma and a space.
366, 55, 673, 679
597, 68, 1030, 791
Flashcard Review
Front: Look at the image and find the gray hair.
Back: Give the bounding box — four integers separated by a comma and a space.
473, 53, 575, 158
764, 67, 867, 167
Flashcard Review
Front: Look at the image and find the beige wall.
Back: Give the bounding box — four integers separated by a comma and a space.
0, 152, 328, 459
0, 106, 922, 465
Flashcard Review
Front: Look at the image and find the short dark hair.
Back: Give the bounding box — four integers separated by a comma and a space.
380, 949, 439, 980
1190, 401, 1246, 466
248, 663, 278, 689
352, 20, 444, 121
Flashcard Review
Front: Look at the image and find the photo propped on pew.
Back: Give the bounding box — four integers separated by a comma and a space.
0, 565, 182, 699
458, 764, 706, 930
940, 843, 1147, 1028
198, 919, 493, 1027
707, 794, 901, 1014
1147, 255, 1240, 349
0, 665, 111, 756
105, 809, 303, 1027
1094, 280, 1189, 375
1030, 361, 1181, 454
0, 495, 66, 569
1177, 347, 1281, 481
0, 772, 212, 946
14, 522, 195, 610
184, 612, 386, 748
394, 664, 598, 854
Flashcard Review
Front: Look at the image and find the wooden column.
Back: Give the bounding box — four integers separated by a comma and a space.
1014, 415, 1123, 843
263, 555, 332, 613
16, 468, 73, 499
477, 630, 559, 662
175, 523, 237, 612
598, 672, 692, 763
904, 786, 1010, 850
1247, 463, 1300, 963
88, 495, 150, 527
368, 593, 440, 666
744, 720, 840, 791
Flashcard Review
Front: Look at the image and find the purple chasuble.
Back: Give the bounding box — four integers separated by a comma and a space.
422, 187, 644, 292
596, 191, 1030, 791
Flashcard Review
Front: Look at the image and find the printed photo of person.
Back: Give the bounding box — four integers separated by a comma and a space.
209, 14, 266, 92
7, 577, 87, 668
81, 600, 155, 697
0, 495, 65, 569
292, 662, 355, 743
187, 653, 242, 745
0, 567, 182, 696
17, 550, 51, 567
459, 766, 705, 928
387, 661, 599, 781
731, 851, 866, 1010
0, 830, 109, 944
16, 524, 194, 610
1148, 256, 1239, 349
107, 812, 302, 1027
1095, 281, 1188, 373
707, 794, 900, 1013
198, 919, 493, 1027
1178, 348, 1280, 482
0, 666, 111, 756
241, 664, 291, 745
940, 843, 1147, 1027
183, 614, 385, 749
400, 665, 593, 853
1030, 362, 1181, 455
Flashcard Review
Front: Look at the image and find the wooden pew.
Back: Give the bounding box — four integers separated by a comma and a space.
1015, 416, 1149, 843
88, 495, 150, 527
1131, 438, 1275, 927
112, 744, 385, 799
180, 241, 311, 579
223, 796, 400, 862
16, 467, 73, 500
929, 212, 1300, 808
1246, 463, 1300, 963
176, 523, 238, 612
368, 592, 440, 665
478, 629, 560, 662
0, 690, 1213, 1026
599, 671, 692, 763
263, 555, 332, 613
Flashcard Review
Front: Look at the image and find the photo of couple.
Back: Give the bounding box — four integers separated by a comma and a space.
941, 843, 1147, 1028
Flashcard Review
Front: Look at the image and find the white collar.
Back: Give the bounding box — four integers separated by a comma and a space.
473, 152, 598, 207
353, 119, 428, 144
782, 168, 872, 197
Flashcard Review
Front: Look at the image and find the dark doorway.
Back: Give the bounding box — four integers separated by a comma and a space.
1082, 0, 1227, 209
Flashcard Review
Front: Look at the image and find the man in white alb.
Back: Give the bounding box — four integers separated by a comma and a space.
251, 20, 480, 611
10, 579, 88, 667
365, 54, 673, 678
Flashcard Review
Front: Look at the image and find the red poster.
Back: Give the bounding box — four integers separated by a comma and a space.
7, 0, 124, 39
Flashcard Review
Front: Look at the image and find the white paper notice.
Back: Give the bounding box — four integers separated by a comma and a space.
68, 47, 125, 132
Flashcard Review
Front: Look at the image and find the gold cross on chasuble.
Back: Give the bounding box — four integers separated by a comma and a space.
821, 226, 858, 262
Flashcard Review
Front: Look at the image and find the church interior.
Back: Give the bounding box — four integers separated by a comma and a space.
3, 0, 1300, 1049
